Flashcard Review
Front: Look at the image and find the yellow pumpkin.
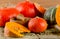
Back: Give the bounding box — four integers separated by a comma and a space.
5, 22, 30, 37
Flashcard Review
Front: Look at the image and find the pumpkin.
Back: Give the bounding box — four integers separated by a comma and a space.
34, 3, 46, 17
44, 7, 56, 24
5, 22, 30, 37
56, 6, 60, 26
34, 3, 46, 14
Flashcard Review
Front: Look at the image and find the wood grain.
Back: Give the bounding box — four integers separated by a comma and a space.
0, 0, 60, 8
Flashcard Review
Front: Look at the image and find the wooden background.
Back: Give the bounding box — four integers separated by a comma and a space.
0, 0, 60, 8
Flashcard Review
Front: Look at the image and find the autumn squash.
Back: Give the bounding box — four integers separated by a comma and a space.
34, 3, 46, 17
5, 22, 30, 37
4, 26, 20, 37
44, 7, 56, 24
34, 3, 46, 14
56, 5, 60, 26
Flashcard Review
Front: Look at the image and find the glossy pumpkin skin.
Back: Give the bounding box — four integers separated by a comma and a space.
34, 3, 46, 17
44, 7, 56, 24
0, 8, 20, 26
28, 17, 47, 32
16, 1, 36, 18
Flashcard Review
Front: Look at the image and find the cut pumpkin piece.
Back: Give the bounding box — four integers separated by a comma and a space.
4, 26, 22, 37
5, 22, 30, 37
56, 5, 60, 26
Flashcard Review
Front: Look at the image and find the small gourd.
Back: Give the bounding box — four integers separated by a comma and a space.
44, 7, 56, 24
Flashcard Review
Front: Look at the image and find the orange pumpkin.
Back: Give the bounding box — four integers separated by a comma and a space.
56, 5, 60, 26
34, 3, 46, 14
